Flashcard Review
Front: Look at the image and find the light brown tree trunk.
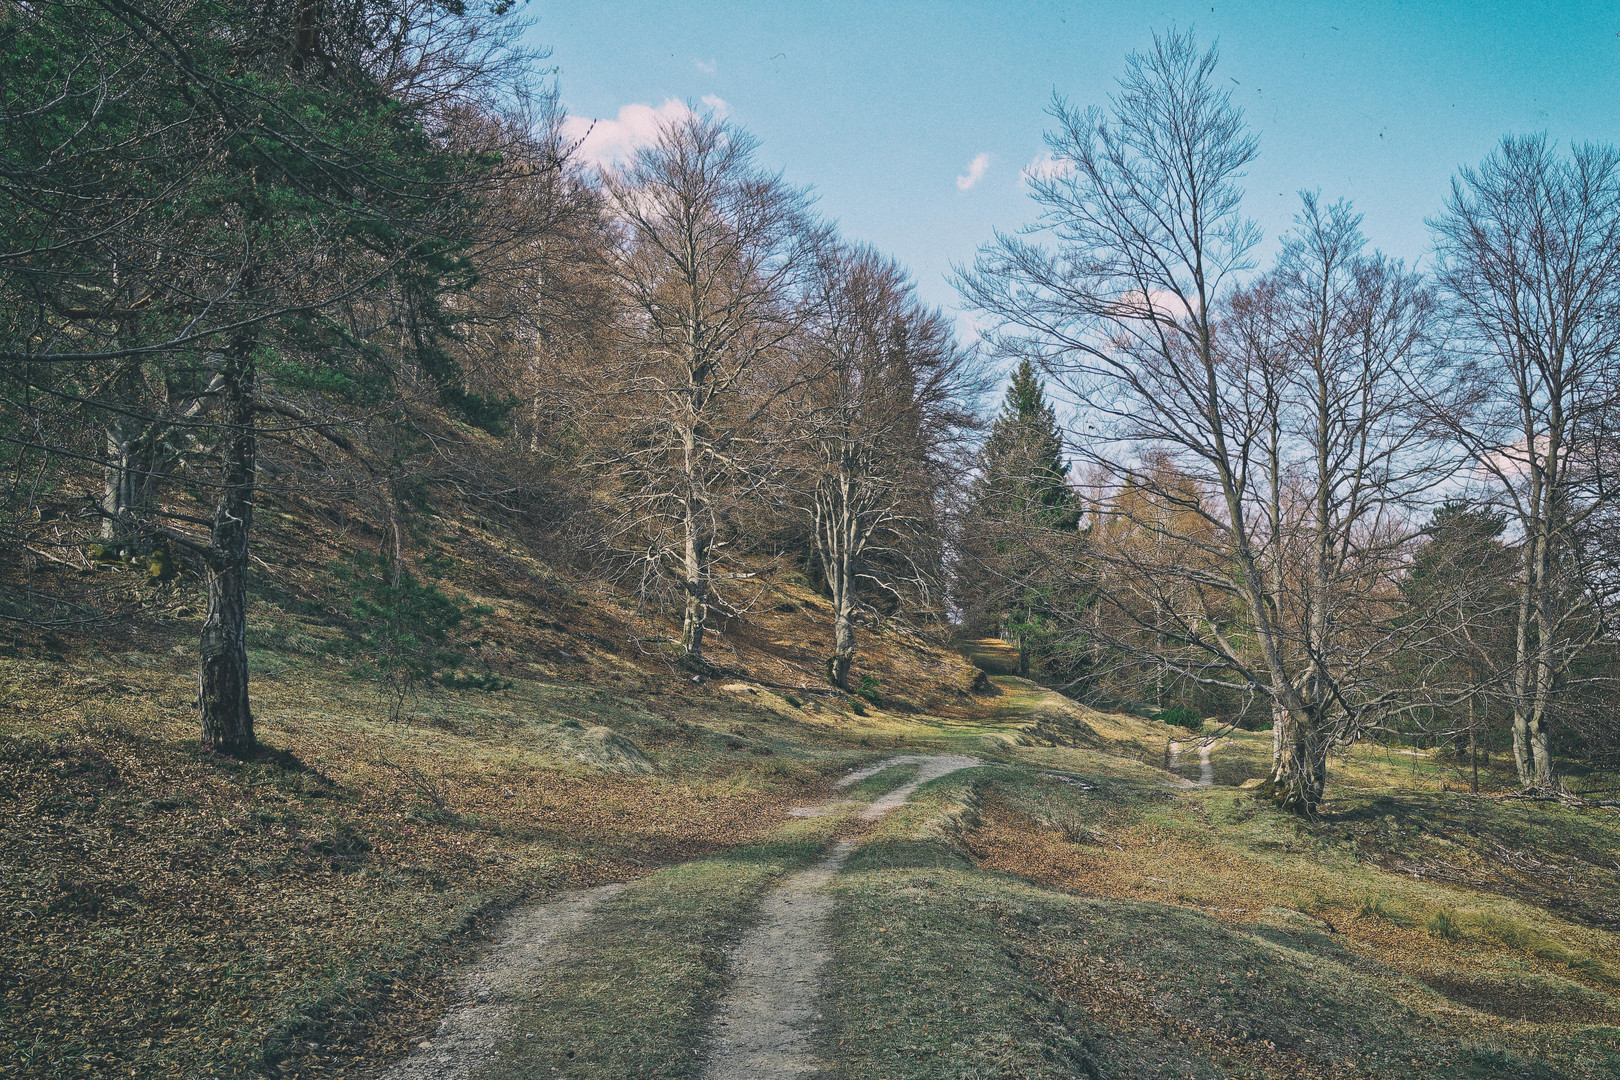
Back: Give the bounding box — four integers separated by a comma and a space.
1269, 701, 1328, 814
1510, 533, 1536, 785
101, 423, 145, 542
1468, 685, 1479, 795
100, 360, 153, 544
830, 610, 854, 690
826, 524, 855, 689
677, 412, 711, 667
198, 339, 257, 755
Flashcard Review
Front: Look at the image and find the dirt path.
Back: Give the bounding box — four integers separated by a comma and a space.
699, 754, 981, 1080
377, 883, 624, 1080
1168, 739, 1219, 786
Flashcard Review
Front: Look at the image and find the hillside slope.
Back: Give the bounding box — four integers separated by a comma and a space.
4, 530, 1620, 1079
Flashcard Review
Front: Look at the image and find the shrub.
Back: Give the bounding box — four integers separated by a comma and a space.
1153, 705, 1203, 732
856, 674, 882, 707
1426, 908, 1462, 941
334, 552, 507, 719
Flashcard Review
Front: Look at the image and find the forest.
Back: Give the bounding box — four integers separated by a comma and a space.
5, 4, 1620, 1079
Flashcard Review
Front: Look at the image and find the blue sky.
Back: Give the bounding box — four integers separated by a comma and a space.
527, 1, 1620, 331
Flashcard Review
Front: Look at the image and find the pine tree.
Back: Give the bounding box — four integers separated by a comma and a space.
977, 360, 1076, 525
959, 361, 1082, 676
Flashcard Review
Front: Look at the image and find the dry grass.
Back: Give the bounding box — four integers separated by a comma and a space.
946, 676, 1620, 1078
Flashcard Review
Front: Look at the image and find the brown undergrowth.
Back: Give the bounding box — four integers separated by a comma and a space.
965, 781, 1620, 1077
0, 655, 821, 1080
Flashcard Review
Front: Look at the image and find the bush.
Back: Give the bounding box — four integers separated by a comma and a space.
856, 674, 882, 707
334, 552, 507, 718
1153, 705, 1203, 732
1426, 908, 1462, 941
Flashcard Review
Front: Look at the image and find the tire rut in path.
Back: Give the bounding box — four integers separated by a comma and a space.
699, 754, 980, 1080
378, 883, 624, 1080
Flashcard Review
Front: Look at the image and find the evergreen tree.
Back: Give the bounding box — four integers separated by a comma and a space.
978, 360, 1077, 526
958, 361, 1082, 676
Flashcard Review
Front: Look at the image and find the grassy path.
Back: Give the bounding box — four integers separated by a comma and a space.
698, 756, 981, 1080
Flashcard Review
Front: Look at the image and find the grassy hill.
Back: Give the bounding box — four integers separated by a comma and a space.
3, 526, 1619, 1078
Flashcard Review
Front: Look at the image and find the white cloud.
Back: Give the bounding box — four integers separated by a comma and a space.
562, 98, 694, 170
1022, 151, 1073, 186
700, 93, 730, 118
956, 152, 993, 191
694, 58, 717, 74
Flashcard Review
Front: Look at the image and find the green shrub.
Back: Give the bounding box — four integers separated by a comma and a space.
856, 674, 882, 707
1152, 705, 1203, 732
1426, 908, 1462, 941
334, 552, 507, 719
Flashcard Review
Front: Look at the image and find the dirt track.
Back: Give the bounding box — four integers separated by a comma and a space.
700, 754, 980, 1080
377, 754, 980, 1080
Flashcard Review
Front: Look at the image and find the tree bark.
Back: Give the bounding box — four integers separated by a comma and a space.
101, 420, 148, 542
100, 360, 155, 544
1268, 701, 1329, 814
830, 611, 854, 690
198, 339, 257, 755
677, 415, 712, 666
825, 515, 855, 690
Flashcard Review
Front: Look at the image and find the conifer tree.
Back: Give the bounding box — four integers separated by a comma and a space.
959, 360, 1081, 676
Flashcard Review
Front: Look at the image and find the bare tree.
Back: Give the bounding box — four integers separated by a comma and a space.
783, 244, 979, 688
1428, 134, 1620, 792
960, 31, 1447, 812
597, 111, 820, 667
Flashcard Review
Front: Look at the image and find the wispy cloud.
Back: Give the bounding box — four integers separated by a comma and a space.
562, 99, 695, 170
1022, 151, 1073, 186
701, 94, 730, 118
956, 152, 993, 191
694, 58, 717, 74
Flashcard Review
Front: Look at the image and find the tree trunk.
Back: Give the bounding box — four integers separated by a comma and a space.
830, 613, 854, 690
680, 584, 707, 663
678, 497, 710, 665
1468, 688, 1479, 795
826, 541, 855, 689
677, 405, 712, 666
1510, 539, 1536, 786
101, 360, 154, 543
1268, 702, 1328, 814
101, 421, 146, 542
198, 340, 257, 755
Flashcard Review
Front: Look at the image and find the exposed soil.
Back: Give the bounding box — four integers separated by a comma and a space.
700, 755, 979, 1080
368, 754, 979, 1080
377, 883, 625, 1080
699, 840, 855, 1080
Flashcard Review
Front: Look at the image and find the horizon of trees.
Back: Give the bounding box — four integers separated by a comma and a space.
2, 9, 1617, 812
